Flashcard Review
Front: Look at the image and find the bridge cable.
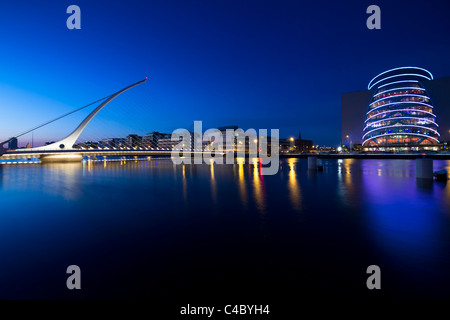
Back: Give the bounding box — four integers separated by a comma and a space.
1, 93, 115, 145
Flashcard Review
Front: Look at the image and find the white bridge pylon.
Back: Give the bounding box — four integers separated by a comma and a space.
29, 78, 147, 151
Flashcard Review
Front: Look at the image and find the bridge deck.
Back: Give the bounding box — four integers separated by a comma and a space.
0, 148, 206, 160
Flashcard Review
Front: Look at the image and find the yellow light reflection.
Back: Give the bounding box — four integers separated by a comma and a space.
210, 160, 215, 180
287, 158, 301, 211
252, 158, 265, 213
182, 164, 187, 204
41, 162, 83, 200
238, 161, 247, 207
342, 159, 354, 189
341, 159, 354, 196
210, 159, 217, 204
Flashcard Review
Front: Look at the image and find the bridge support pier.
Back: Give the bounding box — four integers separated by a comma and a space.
40, 154, 83, 163
416, 158, 433, 179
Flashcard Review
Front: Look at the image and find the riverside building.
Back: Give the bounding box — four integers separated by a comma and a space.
342, 67, 450, 152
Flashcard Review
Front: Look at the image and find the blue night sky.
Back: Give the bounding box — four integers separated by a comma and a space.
1, 0, 450, 147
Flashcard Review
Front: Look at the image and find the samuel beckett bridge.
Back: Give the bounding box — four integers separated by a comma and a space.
0, 79, 201, 164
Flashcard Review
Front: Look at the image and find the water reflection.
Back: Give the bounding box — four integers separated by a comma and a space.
1, 158, 450, 298
287, 158, 301, 211
337, 159, 353, 207
252, 159, 266, 213
210, 160, 217, 204
182, 164, 187, 205
0, 165, 3, 190
363, 172, 441, 277
34, 162, 83, 200
237, 158, 248, 208
358, 159, 450, 290
416, 178, 434, 192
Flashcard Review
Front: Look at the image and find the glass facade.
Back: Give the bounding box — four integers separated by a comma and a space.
362, 67, 440, 149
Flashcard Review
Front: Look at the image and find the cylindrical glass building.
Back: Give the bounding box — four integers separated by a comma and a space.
362, 67, 440, 151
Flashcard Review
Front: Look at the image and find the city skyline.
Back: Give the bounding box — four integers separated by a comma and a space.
1, 1, 450, 146
1, 0, 450, 303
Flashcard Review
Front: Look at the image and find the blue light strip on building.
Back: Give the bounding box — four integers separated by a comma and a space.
363, 117, 439, 130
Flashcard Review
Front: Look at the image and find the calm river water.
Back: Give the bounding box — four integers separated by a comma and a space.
0, 158, 449, 300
